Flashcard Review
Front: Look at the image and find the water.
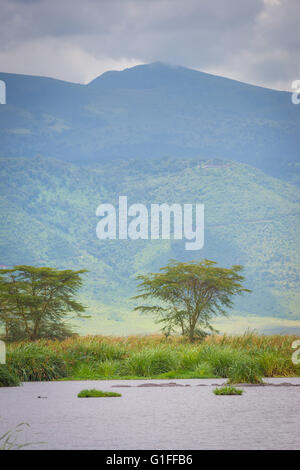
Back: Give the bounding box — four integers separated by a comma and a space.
0, 378, 299, 449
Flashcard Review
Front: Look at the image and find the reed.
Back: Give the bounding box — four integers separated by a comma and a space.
5, 332, 299, 384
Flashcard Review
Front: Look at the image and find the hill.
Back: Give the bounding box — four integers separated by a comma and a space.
0, 155, 299, 334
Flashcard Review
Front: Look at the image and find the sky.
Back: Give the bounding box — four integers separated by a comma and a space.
0, 0, 299, 91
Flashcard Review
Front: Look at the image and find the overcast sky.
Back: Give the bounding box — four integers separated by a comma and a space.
0, 0, 299, 90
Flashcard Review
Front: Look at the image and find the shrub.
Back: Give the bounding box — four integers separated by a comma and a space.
0, 365, 20, 387
77, 389, 121, 398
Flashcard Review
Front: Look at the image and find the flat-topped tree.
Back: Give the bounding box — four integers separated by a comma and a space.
0, 266, 88, 341
133, 259, 251, 342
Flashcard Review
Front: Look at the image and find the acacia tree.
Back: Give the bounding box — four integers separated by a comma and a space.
133, 259, 251, 341
0, 266, 88, 341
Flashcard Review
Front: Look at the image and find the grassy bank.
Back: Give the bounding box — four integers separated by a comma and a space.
1, 332, 299, 386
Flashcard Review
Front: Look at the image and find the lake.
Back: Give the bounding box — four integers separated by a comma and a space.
0, 378, 299, 449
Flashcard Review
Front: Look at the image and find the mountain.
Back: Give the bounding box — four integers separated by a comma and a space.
0, 63, 299, 178
0, 63, 299, 334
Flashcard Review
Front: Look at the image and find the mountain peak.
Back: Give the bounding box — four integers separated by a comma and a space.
87, 61, 264, 93
88, 61, 198, 88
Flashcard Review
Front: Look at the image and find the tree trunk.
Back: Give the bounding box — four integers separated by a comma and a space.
188, 326, 195, 342
31, 318, 41, 341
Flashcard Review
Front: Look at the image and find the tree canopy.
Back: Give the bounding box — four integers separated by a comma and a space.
0, 265, 88, 341
133, 259, 251, 341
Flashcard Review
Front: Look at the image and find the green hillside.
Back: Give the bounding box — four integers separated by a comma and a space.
0, 155, 299, 333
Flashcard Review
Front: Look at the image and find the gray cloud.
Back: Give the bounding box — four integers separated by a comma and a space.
0, 0, 299, 90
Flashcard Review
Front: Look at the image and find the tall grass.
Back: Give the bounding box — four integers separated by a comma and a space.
0, 365, 20, 387
52, 336, 126, 362
258, 351, 295, 377
6, 343, 68, 381
179, 347, 205, 369
228, 357, 263, 384
4, 332, 299, 384
71, 360, 121, 379
196, 345, 263, 383
0, 423, 44, 449
209, 330, 299, 356
0, 424, 30, 450
120, 348, 179, 376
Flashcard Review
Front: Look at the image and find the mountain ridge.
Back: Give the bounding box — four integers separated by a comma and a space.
0, 62, 299, 176
1, 61, 291, 92
88, 62, 286, 92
